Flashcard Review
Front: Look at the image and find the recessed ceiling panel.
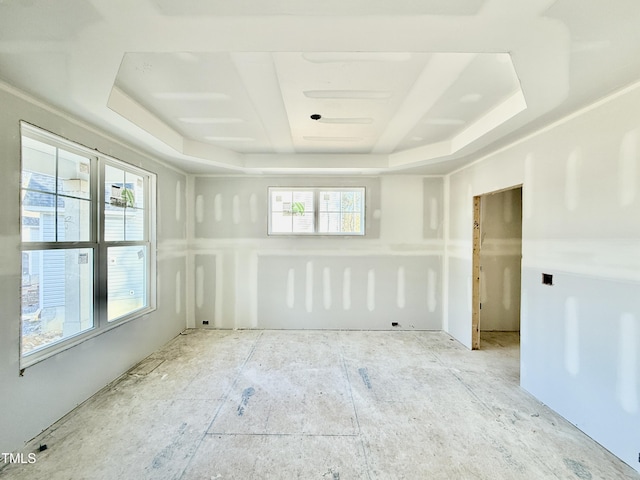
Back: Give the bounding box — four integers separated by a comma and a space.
112, 51, 524, 158
273, 52, 432, 154
114, 52, 273, 153
397, 53, 522, 150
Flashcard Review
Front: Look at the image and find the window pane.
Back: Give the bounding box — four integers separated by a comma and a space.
104, 209, 124, 242
105, 165, 145, 241
319, 212, 341, 233
270, 189, 316, 234
21, 248, 94, 355
21, 191, 55, 242
318, 189, 364, 234
292, 213, 315, 233
125, 208, 145, 241
22, 137, 56, 193
108, 246, 147, 321
105, 165, 125, 240
342, 212, 362, 233
125, 171, 145, 209
57, 197, 91, 241
58, 149, 91, 200
319, 191, 341, 212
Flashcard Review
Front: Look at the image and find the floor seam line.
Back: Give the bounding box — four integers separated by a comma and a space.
338, 332, 374, 480
176, 331, 264, 480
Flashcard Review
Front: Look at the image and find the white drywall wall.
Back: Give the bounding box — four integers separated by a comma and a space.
446, 82, 640, 472
190, 175, 445, 330
0, 85, 188, 454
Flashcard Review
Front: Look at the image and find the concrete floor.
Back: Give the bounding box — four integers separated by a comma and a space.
1, 330, 637, 480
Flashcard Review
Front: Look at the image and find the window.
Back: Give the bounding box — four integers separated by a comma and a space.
20, 123, 156, 366
268, 187, 365, 235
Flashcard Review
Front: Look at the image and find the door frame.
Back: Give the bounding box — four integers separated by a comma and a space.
471, 185, 523, 350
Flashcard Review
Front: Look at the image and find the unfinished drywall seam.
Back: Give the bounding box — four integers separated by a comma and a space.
366, 269, 376, 312
306, 261, 314, 313
323, 267, 332, 310
343, 267, 352, 311
215, 255, 223, 327
442, 175, 451, 332
185, 174, 196, 328
286, 268, 295, 309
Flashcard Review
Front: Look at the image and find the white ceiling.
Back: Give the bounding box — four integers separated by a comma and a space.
1, 0, 640, 175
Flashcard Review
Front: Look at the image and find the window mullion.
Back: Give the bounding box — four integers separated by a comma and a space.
96, 157, 107, 328
54, 147, 59, 242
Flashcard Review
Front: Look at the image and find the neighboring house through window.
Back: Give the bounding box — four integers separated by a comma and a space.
20, 123, 156, 367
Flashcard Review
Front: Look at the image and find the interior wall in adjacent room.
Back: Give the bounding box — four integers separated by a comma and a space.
479, 188, 522, 332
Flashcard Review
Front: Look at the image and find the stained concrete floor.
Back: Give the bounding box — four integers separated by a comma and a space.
1, 330, 638, 480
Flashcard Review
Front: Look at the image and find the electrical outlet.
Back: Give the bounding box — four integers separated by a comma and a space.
202, 320, 209, 325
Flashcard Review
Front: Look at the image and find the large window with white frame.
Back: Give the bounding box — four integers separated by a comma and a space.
268, 187, 365, 235
20, 123, 156, 367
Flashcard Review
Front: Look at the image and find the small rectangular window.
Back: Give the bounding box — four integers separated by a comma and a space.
268, 187, 365, 236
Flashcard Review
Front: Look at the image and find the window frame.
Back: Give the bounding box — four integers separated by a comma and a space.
267, 186, 366, 236
19, 122, 157, 368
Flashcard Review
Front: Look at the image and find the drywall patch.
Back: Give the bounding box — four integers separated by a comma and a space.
564, 296, 580, 376
396, 266, 406, 309
175, 180, 182, 221
286, 268, 295, 309
343, 268, 352, 311
232, 194, 240, 225
617, 312, 638, 414
195, 195, 204, 223
323, 267, 332, 310
367, 269, 376, 312
618, 129, 638, 207
195, 254, 217, 327
214, 193, 223, 222
565, 148, 581, 212
306, 261, 314, 313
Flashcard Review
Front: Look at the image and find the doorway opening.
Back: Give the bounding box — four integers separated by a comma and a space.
472, 186, 523, 350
